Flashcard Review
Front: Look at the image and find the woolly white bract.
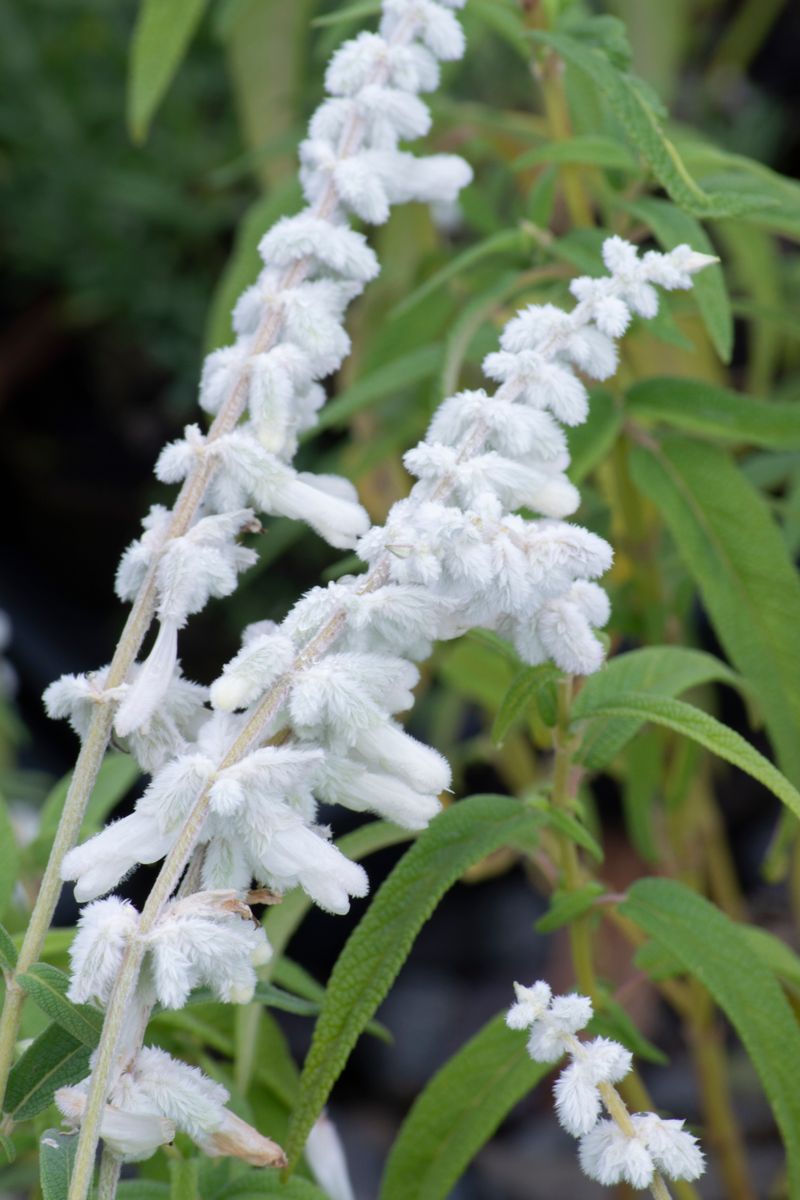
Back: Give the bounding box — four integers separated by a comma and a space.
507, 980, 705, 1190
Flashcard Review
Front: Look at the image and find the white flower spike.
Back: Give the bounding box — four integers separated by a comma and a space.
507, 980, 705, 1192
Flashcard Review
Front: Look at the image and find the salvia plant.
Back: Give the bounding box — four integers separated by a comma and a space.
2, 1, 800, 1199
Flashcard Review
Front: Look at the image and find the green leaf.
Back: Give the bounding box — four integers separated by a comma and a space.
218, 1176, 327, 1200
573, 645, 743, 770
567, 389, 622, 484
391, 228, 532, 318
117, 1185, 171, 1200
285, 796, 543, 1167
311, 0, 380, 26
205, 180, 302, 353
589, 995, 667, 1067
625, 197, 732, 361
379, 1013, 549, 1200
740, 926, 800, 992
39, 1129, 77, 1200
0, 919, 17, 969
535, 883, 604, 933
628, 378, 800, 447
272, 959, 392, 1045
514, 134, 638, 172
574, 690, 800, 820
127, 0, 209, 142
30, 753, 139, 870
527, 799, 604, 863
6, 1023, 91, 1120
621, 879, 800, 1192
0, 1129, 16, 1163
309, 345, 442, 435
169, 1157, 199, 1200
0, 793, 18, 918
17, 964, 102, 1047
530, 30, 757, 218
629, 439, 800, 789
492, 664, 560, 745
264, 821, 413, 961
182, 982, 320, 1019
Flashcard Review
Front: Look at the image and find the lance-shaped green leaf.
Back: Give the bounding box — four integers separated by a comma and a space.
492, 664, 560, 744
127, 0, 210, 142
621, 879, 800, 1192
629, 439, 800, 788
573, 691, 800, 820
0, 920, 17, 970
380, 1014, 549, 1200
529, 30, 760, 218
0, 793, 18, 919
573, 645, 743, 770
5, 1023, 91, 1120
219, 1175, 328, 1199
535, 883, 604, 933
514, 133, 638, 172
309, 345, 441, 435
628, 378, 800, 447
40, 1129, 77, 1200
285, 796, 543, 1167
117, 1185, 171, 1199
391, 227, 533, 318
17, 964, 102, 1047
624, 197, 731, 362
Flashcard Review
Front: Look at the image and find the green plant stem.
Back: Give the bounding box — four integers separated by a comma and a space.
685, 981, 756, 1200
536, 52, 593, 229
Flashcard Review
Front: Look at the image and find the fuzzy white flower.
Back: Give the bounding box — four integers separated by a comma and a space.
579, 1114, 705, 1189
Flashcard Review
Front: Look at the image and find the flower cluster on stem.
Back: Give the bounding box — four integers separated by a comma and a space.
507, 981, 705, 1197
55, 229, 713, 1197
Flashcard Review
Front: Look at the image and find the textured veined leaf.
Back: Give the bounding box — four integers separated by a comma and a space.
573, 691, 800, 820
0, 920, 17, 970
625, 197, 732, 361
285, 796, 544, 1167
535, 883, 604, 933
5, 1023, 91, 1120
573, 645, 743, 770
628, 378, 800, 447
740, 926, 800, 992
117, 1185, 171, 1199
311, 0, 380, 26
218, 1176, 327, 1200
514, 134, 638, 172
622, 879, 800, 1192
127, 0, 209, 142
567, 389, 621, 483
530, 30, 760, 218
0, 793, 18, 918
492, 663, 560, 745
40, 1129, 77, 1200
380, 1014, 549, 1200
629, 439, 800, 788
264, 821, 413, 962
17, 964, 102, 1048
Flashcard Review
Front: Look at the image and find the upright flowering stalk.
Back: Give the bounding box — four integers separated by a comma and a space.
56, 231, 714, 1200
0, 0, 471, 1107
507, 981, 705, 1198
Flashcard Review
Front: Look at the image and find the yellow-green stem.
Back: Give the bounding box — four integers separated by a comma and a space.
537, 54, 593, 229
686, 983, 756, 1200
